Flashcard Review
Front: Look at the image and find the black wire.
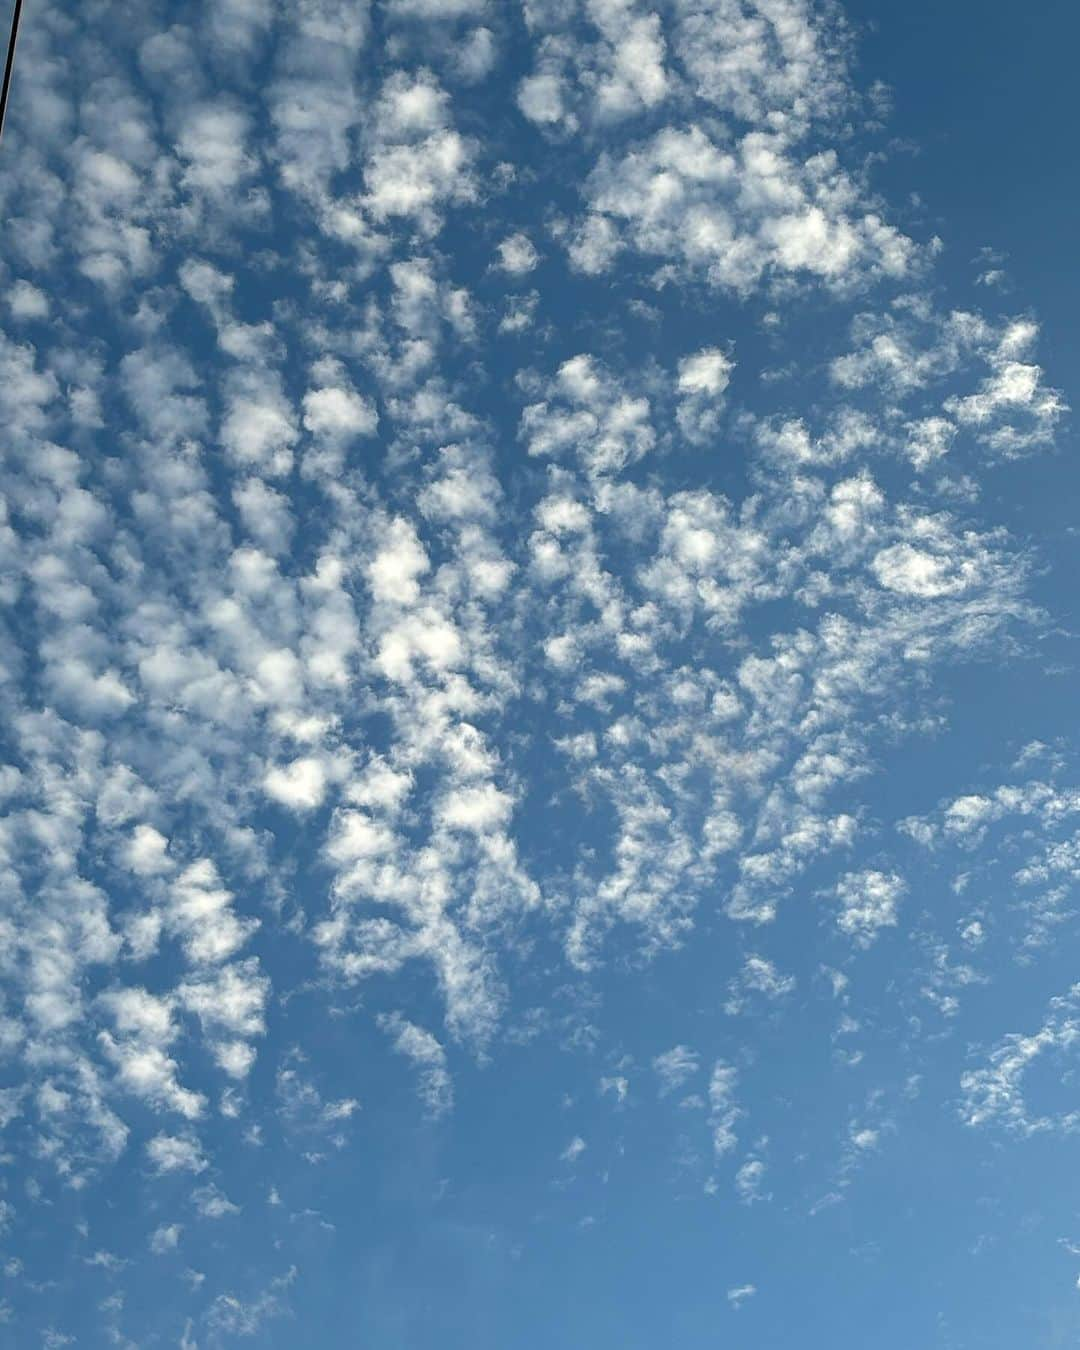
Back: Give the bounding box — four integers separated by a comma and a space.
0, 0, 24, 144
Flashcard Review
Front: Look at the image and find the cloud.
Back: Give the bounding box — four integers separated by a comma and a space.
192, 1184, 241, 1219
567, 123, 914, 292
708, 1060, 741, 1155
727, 1283, 757, 1309
521, 354, 655, 478
832, 870, 905, 946
378, 1013, 454, 1116
960, 987, 1080, 1134
494, 232, 540, 275
725, 955, 795, 1013
735, 1157, 767, 1204
264, 757, 328, 812
220, 371, 298, 476
149, 1223, 182, 1254
302, 384, 379, 441
676, 346, 735, 443
0, 0, 1072, 1337
147, 1133, 207, 1174
561, 1135, 587, 1162
363, 71, 478, 233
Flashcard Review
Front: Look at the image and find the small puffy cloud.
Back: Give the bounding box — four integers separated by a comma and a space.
600, 1075, 629, 1103
833, 870, 905, 946
8, 280, 49, 320
871, 543, 977, 599
325, 810, 398, 865
147, 1132, 207, 1174
150, 1223, 182, 1254
192, 1184, 240, 1219
177, 101, 257, 195
364, 72, 478, 231
904, 417, 955, 472
220, 371, 297, 476
654, 1044, 699, 1095
178, 257, 235, 309
516, 0, 669, 129
709, 1060, 740, 1155
727, 1284, 756, 1310
102, 1037, 205, 1120
944, 319, 1066, 453
494, 232, 540, 275
674, 0, 847, 126
677, 346, 734, 443
387, 0, 488, 14
518, 70, 573, 129
122, 824, 173, 876
302, 385, 378, 440
378, 1013, 453, 1116
264, 757, 328, 812
368, 517, 430, 605
561, 1135, 587, 1163
944, 794, 995, 836
168, 860, 258, 966
735, 1158, 767, 1204
726, 955, 795, 1012
437, 783, 514, 832
101, 988, 175, 1045
677, 347, 733, 397
520, 354, 655, 477
454, 27, 497, 81
233, 477, 296, 553
179, 958, 269, 1079
588, 1, 670, 121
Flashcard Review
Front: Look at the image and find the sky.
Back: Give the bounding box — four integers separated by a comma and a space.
0, 1, 1078, 1347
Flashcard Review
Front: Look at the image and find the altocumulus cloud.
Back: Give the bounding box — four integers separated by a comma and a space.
0, 0, 1075, 1345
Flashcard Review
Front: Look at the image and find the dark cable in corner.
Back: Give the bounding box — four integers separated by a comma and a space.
0, 0, 25, 145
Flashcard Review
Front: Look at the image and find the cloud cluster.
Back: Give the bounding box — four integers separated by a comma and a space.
0, 0, 1071, 1341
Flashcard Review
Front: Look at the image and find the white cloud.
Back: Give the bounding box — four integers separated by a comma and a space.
302, 385, 379, 440
735, 1157, 767, 1204
561, 1135, 587, 1162
123, 824, 173, 876
0, 0, 1072, 1307
220, 371, 298, 476
726, 955, 795, 1012
364, 72, 478, 232
368, 517, 430, 604
495, 232, 540, 275
8, 280, 50, 320
673, 0, 848, 127
378, 1013, 453, 1116
833, 870, 905, 947
102, 1038, 205, 1120
177, 102, 257, 195
192, 1183, 241, 1219
960, 998, 1080, 1135
149, 1223, 182, 1254
568, 123, 914, 292
387, 0, 488, 14
677, 346, 734, 443
521, 354, 655, 477
168, 860, 258, 966
264, 757, 328, 811
147, 1133, 207, 1174
708, 1060, 740, 1155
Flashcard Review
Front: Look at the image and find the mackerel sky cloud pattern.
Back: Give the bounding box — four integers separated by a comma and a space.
0, 1, 1078, 1346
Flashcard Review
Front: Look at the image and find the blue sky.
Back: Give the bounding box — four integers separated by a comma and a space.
0, 1, 1078, 1346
